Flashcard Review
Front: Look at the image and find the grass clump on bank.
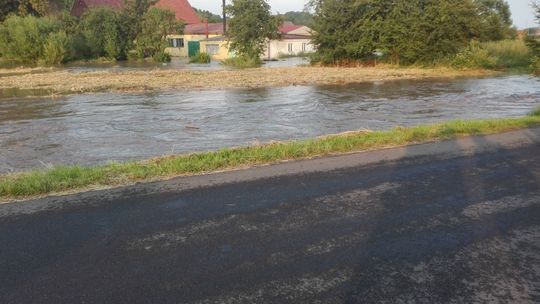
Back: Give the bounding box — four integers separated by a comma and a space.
189, 52, 211, 64
221, 56, 262, 68
1, 109, 540, 200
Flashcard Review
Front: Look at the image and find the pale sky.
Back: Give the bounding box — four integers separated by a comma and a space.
189, 0, 538, 29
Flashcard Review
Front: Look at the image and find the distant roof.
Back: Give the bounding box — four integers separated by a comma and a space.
71, 0, 201, 24
281, 34, 312, 40
279, 22, 304, 34
154, 0, 200, 24
184, 23, 225, 35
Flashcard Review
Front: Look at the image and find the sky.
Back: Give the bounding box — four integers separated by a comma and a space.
189, 0, 538, 29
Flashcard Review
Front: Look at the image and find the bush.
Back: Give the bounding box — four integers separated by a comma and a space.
221, 56, 262, 68
451, 41, 498, 69
152, 51, 171, 63
0, 15, 60, 64
41, 31, 70, 65
189, 52, 211, 63
79, 7, 127, 60
531, 57, 540, 76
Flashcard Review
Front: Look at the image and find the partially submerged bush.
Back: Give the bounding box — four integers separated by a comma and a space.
189, 52, 211, 64
221, 56, 262, 68
530, 106, 540, 117
41, 31, 70, 65
531, 57, 540, 76
152, 51, 171, 63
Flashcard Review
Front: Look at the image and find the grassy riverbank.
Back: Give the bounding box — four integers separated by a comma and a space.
0, 66, 493, 97
1, 110, 540, 201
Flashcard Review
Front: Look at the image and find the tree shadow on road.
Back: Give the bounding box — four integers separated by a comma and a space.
341, 130, 540, 303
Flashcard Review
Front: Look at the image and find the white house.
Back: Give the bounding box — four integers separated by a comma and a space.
264, 22, 314, 59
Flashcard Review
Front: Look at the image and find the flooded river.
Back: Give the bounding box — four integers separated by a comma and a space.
1, 75, 539, 172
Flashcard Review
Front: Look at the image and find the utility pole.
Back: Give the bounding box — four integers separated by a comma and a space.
222, 0, 227, 34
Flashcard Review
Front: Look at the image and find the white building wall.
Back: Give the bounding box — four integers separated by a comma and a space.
263, 39, 314, 59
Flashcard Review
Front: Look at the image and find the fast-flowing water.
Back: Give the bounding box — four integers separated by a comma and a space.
1, 75, 539, 172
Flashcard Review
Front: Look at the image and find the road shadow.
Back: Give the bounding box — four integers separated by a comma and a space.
342, 130, 540, 303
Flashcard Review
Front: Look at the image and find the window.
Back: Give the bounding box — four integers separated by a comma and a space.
206, 44, 220, 55
168, 38, 184, 48
302, 43, 307, 52
288, 43, 293, 53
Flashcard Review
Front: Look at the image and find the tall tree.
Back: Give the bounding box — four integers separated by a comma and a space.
1, 0, 74, 20
121, 0, 158, 44
310, 0, 480, 65
474, 0, 515, 41
226, 0, 280, 61
134, 7, 183, 58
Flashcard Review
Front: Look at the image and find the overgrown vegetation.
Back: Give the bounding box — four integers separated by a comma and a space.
0, 0, 181, 65
528, 1, 540, 75
133, 7, 183, 62
189, 52, 211, 64
221, 56, 262, 68
277, 51, 313, 59
2, 109, 540, 200
193, 7, 222, 23
451, 40, 531, 70
309, 0, 516, 65
225, 0, 280, 67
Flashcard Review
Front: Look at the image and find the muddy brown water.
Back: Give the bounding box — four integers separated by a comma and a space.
0, 75, 539, 173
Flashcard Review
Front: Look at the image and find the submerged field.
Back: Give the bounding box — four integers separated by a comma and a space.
1, 110, 539, 201
0, 65, 493, 96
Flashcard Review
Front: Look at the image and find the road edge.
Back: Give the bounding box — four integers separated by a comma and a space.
1, 127, 539, 217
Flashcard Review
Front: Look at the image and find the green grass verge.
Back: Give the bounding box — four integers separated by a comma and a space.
2, 110, 540, 200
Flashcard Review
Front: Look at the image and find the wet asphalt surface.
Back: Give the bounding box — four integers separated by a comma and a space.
1, 142, 540, 303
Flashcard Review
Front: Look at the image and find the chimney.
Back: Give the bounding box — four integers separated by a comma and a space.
222, 0, 226, 35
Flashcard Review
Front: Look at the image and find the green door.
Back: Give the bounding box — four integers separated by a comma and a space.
188, 41, 200, 57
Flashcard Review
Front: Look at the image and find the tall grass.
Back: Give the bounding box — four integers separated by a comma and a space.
221, 56, 262, 68
451, 40, 532, 70
481, 40, 532, 68
1, 109, 540, 200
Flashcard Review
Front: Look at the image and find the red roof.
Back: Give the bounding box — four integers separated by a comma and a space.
154, 0, 200, 24
71, 0, 200, 24
279, 23, 303, 34
184, 23, 225, 35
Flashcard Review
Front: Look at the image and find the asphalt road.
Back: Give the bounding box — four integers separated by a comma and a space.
1, 129, 540, 303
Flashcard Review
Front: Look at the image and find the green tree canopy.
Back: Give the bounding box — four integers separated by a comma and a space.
226, 0, 280, 61
310, 0, 482, 65
0, 14, 62, 63
134, 7, 183, 59
194, 7, 222, 23
79, 7, 127, 59
279, 11, 314, 27
474, 0, 515, 41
